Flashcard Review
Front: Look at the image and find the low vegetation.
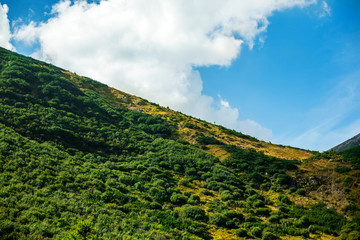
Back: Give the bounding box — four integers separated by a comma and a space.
0, 47, 359, 239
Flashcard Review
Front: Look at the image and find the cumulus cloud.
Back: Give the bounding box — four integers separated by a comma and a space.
13, 0, 315, 140
0, 4, 14, 50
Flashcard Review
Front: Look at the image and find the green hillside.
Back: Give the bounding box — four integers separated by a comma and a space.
0, 47, 359, 240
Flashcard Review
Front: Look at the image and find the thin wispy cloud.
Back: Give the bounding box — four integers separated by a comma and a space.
319, 1, 331, 18
281, 70, 360, 151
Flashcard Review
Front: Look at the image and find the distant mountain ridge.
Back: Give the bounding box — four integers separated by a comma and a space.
331, 133, 360, 152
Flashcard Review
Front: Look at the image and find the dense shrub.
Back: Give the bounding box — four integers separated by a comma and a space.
341, 231, 360, 240
294, 216, 310, 228
278, 195, 292, 205
188, 195, 201, 204
288, 187, 296, 193
210, 213, 228, 227
235, 228, 248, 237
224, 210, 244, 222
245, 215, 260, 223
254, 208, 271, 217
220, 190, 235, 202
149, 202, 162, 210
247, 194, 265, 203
308, 225, 317, 233
274, 173, 291, 186
253, 199, 266, 208
200, 189, 213, 196
183, 122, 200, 130
262, 232, 279, 240
335, 165, 352, 174
268, 214, 281, 223
340, 146, 360, 168
295, 188, 306, 196
250, 227, 263, 238
170, 193, 188, 205
196, 136, 222, 145
210, 211, 243, 228
179, 205, 208, 222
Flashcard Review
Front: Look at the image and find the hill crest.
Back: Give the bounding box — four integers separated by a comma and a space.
331, 133, 360, 152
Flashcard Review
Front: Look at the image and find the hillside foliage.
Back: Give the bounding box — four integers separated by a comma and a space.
0, 47, 359, 239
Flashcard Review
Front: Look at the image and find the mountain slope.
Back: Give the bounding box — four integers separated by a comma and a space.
62, 69, 312, 161
332, 133, 360, 152
0, 47, 359, 240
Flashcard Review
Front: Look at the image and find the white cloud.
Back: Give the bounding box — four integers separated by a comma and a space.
13, 0, 315, 141
215, 95, 272, 140
0, 4, 14, 50
13, 21, 39, 45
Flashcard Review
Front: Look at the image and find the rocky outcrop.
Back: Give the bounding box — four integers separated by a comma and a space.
117, 96, 132, 104
293, 175, 323, 190
293, 174, 348, 209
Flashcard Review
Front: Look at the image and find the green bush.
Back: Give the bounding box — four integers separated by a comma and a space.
178, 178, 190, 186
262, 232, 279, 240
220, 190, 234, 201
253, 199, 265, 208
278, 205, 290, 213
347, 231, 360, 240
294, 216, 310, 228
245, 215, 260, 223
250, 227, 262, 238
210, 211, 243, 228
335, 165, 352, 174
188, 195, 201, 204
308, 225, 317, 233
235, 228, 247, 237
170, 193, 188, 205
224, 210, 244, 223
260, 182, 271, 191
254, 208, 271, 217
196, 136, 222, 145
268, 214, 281, 223
183, 122, 200, 130
149, 202, 162, 209
64, 219, 94, 240
305, 204, 346, 233
288, 187, 296, 193
179, 205, 208, 222
149, 187, 169, 202
295, 188, 306, 196
343, 177, 353, 183
247, 194, 265, 203
200, 189, 213, 196
210, 213, 228, 227
278, 195, 292, 205
275, 174, 291, 186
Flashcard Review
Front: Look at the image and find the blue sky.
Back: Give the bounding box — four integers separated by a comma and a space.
198, 1, 360, 150
0, 0, 359, 151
